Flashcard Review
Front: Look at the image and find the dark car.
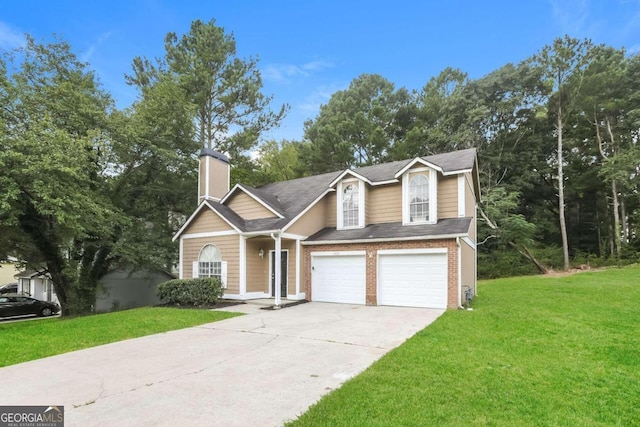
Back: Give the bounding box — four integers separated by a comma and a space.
0, 283, 18, 295
0, 295, 60, 318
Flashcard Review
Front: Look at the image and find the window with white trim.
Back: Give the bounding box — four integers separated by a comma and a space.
337, 179, 365, 229
409, 174, 429, 223
198, 244, 222, 279
402, 168, 437, 225
342, 184, 359, 227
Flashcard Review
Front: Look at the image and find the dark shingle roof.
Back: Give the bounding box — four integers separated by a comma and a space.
304, 218, 472, 242
209, 148, 476, 233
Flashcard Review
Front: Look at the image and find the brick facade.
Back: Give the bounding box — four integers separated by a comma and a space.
303, 239, 459, 309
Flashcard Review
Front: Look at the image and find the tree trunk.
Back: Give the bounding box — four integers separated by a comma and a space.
509, 241, 549, 274
621, 196, 628, 244
611, 179, 621, 258
557, 113, 570, 270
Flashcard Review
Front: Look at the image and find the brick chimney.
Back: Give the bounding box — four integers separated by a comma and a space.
198, 148, 230, 203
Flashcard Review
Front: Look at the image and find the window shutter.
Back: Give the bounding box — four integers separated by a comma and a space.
192, 261, 199, 278
221, 261, 228, 288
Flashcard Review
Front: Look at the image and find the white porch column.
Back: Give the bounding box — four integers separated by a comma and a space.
272, 233, 282, 307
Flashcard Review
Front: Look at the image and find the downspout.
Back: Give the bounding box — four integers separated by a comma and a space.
270, 232, 282, 308
456, 237, 462, 309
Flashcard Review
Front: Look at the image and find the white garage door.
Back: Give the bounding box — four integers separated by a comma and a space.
378, 250, 448, 309
311, 253, 366, 304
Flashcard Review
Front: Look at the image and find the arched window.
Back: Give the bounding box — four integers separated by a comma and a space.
198, 244, 222, 279
409, 174, 429, 222
342, 183, 359, 227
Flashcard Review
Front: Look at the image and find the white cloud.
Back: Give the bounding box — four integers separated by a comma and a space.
0, 21, 25, 50
262, 60, 333, 83
80, 31, 114, 62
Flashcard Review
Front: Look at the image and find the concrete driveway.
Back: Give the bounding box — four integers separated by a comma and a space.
0, 302, 443, 426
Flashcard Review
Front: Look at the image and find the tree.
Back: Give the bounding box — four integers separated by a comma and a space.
0, 36, 121, 314
301, 74, 414, 174
127, 19, 287, 158
531, 36, 595, 270
258, 140, 303, 183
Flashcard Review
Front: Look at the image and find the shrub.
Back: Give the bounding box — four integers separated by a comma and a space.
157, 278, 224, 306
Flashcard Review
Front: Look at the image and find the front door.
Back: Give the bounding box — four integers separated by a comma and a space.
271, 251, 288, 297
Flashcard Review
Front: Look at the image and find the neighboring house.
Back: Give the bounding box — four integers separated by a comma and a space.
14, 270, 59, 304
95, 268, 175, 313
0, 260, 21, 287
173, 147, 479, 309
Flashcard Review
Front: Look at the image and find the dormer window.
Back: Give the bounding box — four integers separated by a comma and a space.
337, 179, 365, 229
402, 168, 437, 225
409, 175, 429, 222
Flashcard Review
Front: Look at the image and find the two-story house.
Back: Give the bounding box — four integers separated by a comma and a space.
173, 147, 479, 309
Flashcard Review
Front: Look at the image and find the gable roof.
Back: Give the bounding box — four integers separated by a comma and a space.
175, 148, 478, 237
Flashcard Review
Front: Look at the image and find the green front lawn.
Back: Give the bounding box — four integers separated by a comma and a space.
0, 307, 241, 367
290, 265, 640, 426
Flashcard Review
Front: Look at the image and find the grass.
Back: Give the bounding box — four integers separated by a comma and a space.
0, 307, 241, 367
289, 265, 640, 426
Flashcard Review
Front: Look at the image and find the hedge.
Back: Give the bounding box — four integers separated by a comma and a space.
157, 278, 224, 306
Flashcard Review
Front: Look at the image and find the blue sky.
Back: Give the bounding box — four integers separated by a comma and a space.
1, 0, 639, 142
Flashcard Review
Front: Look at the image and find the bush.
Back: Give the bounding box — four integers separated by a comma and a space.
157, 278, 224, 306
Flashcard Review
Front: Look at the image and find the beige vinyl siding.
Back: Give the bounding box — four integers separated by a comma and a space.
282, 240, 297, 296
364, 184, 371, 225
326, 192, 337, 227
209, 157, 229, 200
465, 172, 476, 217
460, 239, 476, 302
182, 235, 240, 294
245, 237, 298, 296
437, 174, 458, 219
368, 183, 402, 224
227, 192, 276, 220
183, 209, 233, 235
246, 237, 271, 293
287, 198, 327, 236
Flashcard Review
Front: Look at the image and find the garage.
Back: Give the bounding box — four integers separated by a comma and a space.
378, 249, 448, 309
311, 252, 366, 304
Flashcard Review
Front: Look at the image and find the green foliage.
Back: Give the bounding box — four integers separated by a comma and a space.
157, 278, 224, 306
289, 265, 640, 426
0, 307, 241, 367
127, 18, 288, 158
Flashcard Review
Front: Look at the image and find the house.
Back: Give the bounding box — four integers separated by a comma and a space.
173, 147, 479, 309
95, 268, 175, 312
14, 270, 59, 304
0, 259, 20, 287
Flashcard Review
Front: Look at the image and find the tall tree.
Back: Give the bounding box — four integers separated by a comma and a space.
302, 73, 414, 174
531, 36, 595, 270
127, 19, 287, 158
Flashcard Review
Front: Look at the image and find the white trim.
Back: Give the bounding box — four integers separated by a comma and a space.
395, 157, 473, 178
337, 179, 365, 230
328, 170, 372, 187
461, 236, 476, 250
179, 237, 184, 279
458, 174, 465, 217
395, 158, 443, 178
220, 184, 284, 219
457, 238, 462, 307
310, 250, 367, 257
181, 230, 238, 239
295, 239, 301, 296
281, 232, 308, 240
302, 233, 466, 245
282, 189, 335, 233
269, 248, 289, 298
173, 200, 242, 240
287, 292, 306, 300
239, 235, 246, 296
377, 248, 448, 255
402, 169, 437, 225
370, 179, 399, 186
205, 155, 210, 199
